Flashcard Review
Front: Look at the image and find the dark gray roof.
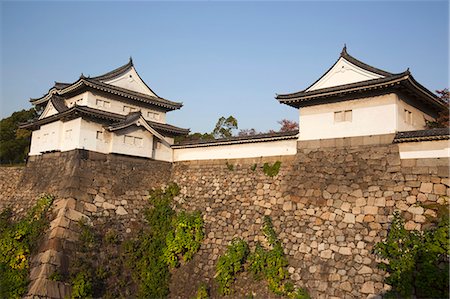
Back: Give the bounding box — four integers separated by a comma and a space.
173, 130, 299, 148
276, 47, 445, 114
31, 78, 183, 111
50, 95, 69, 112
393, 128, 450, 143
20, 106, 189, 137
90, 58, 134, 81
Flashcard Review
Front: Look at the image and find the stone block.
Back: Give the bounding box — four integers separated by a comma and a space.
102, 202, 116, 210
374, 197, 386, 207
339, 247, 352, 255
364, 206, 378, 215
361, 281, 375, 294
320, 249, 332, 259
343, 213, 355, 224
84, 202, 97, 213
433, 184, 447, 195
358, 265, 373, 274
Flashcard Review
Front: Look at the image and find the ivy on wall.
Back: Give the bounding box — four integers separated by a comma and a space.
215, 216, 310, 298
374, 209, 449, 298
0, 195, 54, 299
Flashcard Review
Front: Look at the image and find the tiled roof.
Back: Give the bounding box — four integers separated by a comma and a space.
90, 58, 134, 81
173, 130, 299, 148
276, 47, 446, 113
50, 95, 69, 112
20, 106, 189, 137
393, 128, 450, 143
30, 78, 182, 111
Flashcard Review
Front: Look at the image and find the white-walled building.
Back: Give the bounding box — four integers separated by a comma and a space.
22, 59, 189, 161
276, 46, 447, 141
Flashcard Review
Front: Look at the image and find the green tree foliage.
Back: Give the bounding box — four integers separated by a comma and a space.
427, 88, 449, 128
374, 211, 449, 298
0, 195, 54, 299
0, 108, 37, 164
213, 116, 238, 139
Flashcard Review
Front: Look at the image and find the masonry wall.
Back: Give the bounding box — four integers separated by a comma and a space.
0, 140, 448, 298
170, 140, 449, 298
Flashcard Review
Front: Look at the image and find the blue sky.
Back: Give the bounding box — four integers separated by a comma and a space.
1, 1, 448, 133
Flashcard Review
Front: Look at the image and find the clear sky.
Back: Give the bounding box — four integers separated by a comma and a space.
1, 1, 448, 134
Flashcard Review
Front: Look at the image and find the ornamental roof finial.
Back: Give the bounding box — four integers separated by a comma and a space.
80, 73, 86, 79
129, 56, 133, 66
341, 44, 348, 56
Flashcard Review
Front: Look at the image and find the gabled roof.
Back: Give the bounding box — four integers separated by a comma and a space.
31, 77, 182, 111
393, 128, 450, 143
30, 59, 182, 111
276, 46, 446, 114
20, 106, 189, 137
90, 57, 134, 81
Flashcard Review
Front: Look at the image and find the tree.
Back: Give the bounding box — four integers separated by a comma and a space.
278, 119, 298, 132
426, 88, 449, 128
0, 109, 37, 164
238, 128, 259, 136
212, 116, 238, 139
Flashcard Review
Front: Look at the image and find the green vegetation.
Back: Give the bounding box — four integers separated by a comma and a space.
125, 183, 204, 298
0, 108, 37, 165
0, 195, 54, 299
374, 210, 449, 298
215, 238, 250, 295
263, 161, 281, 177
192, 283, 209, 299
226, 161, 234, 171
163, 211, 204, 267
248, 216, 309, 298
215, 216, 309, 298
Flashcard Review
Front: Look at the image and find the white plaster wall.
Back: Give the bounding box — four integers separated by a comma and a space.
60, 118, 82, 152
173, 139, 297, 162
39, 101, 59, 119
299, 94, 397, 140
85, 91, 166, 123
109, 126, 154, 158
65, 92, 88, 108
398, 140, 450, 159
396, 95, 435, 131
307, 57, 384, 91
28, 121, 63, 155
102, 67, 157, 97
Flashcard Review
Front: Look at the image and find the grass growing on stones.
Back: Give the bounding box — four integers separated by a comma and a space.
0, 194, 54, 299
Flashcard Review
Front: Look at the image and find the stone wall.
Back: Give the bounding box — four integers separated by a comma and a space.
170, 141, 449, 298
0, 150, 172, 232
0, 141, 448, 298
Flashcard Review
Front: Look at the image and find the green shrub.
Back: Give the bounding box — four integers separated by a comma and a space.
71, 271, 93, 299
226, 161, 234, 171
0, 195, 54, 299
263, 161, 281, 177
163, 211, 204, 267
192, 283, 209, 299
215, 238, 249, 295
248, 216, 309, 298
374, 211, 449, 298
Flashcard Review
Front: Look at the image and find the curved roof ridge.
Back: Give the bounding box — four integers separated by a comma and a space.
340, 46, 393, 77
90, 58, 134, 81
283, 46, 397, 96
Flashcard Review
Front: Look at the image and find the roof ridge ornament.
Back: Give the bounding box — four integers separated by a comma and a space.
341, 44, 348, 57
129, 56, 134, 66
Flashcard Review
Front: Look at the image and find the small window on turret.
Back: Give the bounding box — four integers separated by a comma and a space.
334, 110, 352, 122
404, 109, 413, 124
